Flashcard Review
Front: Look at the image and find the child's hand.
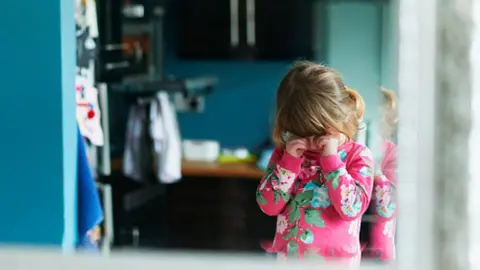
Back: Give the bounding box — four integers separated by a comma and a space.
285, 139, 307, 158
318, 136, 340, 156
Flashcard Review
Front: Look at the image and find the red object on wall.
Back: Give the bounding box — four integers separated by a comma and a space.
87, 109, 95, 119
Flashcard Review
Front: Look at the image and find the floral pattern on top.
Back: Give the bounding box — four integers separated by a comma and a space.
275, 165, 297, 193
340, 184, 363, 217
303, 182, 331, 208
277, 214, 289, 234
348, 218, 361, 236
366, 140, 398, 262
256, 143, 374, 262
360, 166, 373, 177
374, 178, 396, 218
383, 220, 395, 238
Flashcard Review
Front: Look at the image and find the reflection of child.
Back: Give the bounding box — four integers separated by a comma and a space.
365, 88, 398, 261
256, 62, 374, 265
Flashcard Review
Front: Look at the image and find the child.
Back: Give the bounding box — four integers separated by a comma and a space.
364, 88, 398, 261
256, 61, 374, 265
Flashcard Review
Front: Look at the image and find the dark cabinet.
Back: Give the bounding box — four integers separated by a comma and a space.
177, 0, 235, 59
176, 0, 315, 61
253, 0, 314, 60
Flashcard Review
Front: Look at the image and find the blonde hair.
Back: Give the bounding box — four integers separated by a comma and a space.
380, 87, 398, 139
273, 61, 365, 146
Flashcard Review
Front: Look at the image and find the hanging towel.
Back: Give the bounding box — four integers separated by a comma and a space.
150, 92, 182, 184
77, 124, 104, 250
123, 102, 154, 182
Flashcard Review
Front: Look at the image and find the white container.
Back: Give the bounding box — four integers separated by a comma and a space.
182, 140, 220, 162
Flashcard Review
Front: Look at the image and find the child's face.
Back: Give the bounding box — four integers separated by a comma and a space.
283, 131, 326, 153
305, 136, 325, 153
284, 129, 340, 153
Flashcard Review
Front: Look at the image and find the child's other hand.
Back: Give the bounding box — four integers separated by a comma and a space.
285, 139, 307, 158
318, 136, 340, 156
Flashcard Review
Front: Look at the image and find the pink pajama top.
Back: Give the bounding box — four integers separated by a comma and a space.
256, 141, 374, 263
365, 140, 397, 261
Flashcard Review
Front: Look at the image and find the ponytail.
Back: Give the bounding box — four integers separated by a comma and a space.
381, 87, 397, 113
380, 87, 398, 138
346, 88, 365, 123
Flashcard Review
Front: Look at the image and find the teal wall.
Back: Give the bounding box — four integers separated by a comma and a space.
323, 1, 397, 118
380, 2, 398, 90
0, 0, 77, 249
324, 2, 382, 121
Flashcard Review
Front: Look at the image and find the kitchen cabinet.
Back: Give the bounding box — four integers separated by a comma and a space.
176, 0, 315, 61
252, 0, 314, 60
177, 0, 235, 59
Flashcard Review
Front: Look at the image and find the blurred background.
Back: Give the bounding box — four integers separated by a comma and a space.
96, 0, 394, 253
1, 0, 399, 261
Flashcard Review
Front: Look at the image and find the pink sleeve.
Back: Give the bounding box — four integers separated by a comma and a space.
256, 146, 304, 216
319, 146, 374, 221
372, 144, 397, 221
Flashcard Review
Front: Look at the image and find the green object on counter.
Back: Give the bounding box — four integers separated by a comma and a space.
217, 154, 256, 164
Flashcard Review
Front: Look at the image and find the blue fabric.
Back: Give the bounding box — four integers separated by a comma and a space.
76, 125, 103, 249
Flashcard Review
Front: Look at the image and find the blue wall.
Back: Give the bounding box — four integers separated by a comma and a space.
162, 2, 392, 149
0, 0, 77, 249
164, 60, 289, 149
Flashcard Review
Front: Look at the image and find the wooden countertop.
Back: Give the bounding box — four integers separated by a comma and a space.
111, 158, 264, 179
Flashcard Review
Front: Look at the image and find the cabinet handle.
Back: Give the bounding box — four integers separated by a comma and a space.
105, 61, 130, 70
104, 43, 128, 51
246, 0, 256, 46
230, 0, 240, 46
123, 4, 145, 19
97, 83, 111, 177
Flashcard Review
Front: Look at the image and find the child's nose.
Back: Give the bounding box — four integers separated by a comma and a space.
306, 138, 315, 148
307, 139, 319, 149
